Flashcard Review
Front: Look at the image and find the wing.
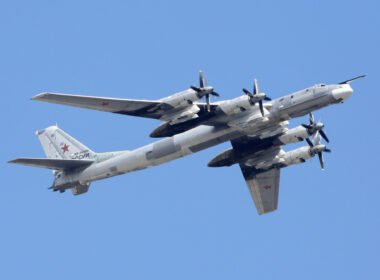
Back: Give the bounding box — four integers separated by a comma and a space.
239, 165, 280, 215
32, 92, 173, 119
230, 123, 287, 214
32, 92, 219, 123
8, 158, 94, 170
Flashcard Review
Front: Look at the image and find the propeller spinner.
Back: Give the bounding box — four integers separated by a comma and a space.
242, 78, 271, 117
305, 135, 331, 170
190, 70, 220, 112
302, 113, 330, 143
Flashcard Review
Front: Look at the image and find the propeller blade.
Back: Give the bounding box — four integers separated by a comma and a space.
264, 96, 272, 101
243, 88, 255, 105
259, 101, 264, 117
190, 86, 201, 92
312, 131, 318, 142
338, 75, 366, 84
206, 94, 211, 112
254, 78, 259, 95
242, 88, 252, 96
324, 148, 332, 153
319, 129, 330, 143
318, 152, 324, 170
301, 124, 312, 130
306, 138, 314, 147
210, 91, 220, 97
316, 135, 322, 145
199, 70, 204, 88
309, 113, 314, 124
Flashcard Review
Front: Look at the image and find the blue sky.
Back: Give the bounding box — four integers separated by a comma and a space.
1, 0, 379, 279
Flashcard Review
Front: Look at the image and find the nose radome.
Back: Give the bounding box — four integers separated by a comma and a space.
332, 84, 353, 102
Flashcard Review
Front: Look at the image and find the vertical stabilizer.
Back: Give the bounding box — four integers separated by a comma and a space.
36, 126, 94, 159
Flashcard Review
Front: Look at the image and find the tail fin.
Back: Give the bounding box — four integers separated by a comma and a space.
36, 125, 94, 159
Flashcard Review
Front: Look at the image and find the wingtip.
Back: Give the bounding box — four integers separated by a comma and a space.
257, 208, 278, 215
31, 92, 48, 101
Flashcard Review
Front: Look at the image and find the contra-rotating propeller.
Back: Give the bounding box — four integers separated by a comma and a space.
301, 113, 330, 143
242, 78, 271, 117
305, 135, 331, 170
190, 70, 220, 112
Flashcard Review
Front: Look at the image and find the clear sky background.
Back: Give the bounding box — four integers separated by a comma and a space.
1, 0, 379, 279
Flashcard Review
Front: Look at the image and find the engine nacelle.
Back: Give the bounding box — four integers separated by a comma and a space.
208, 126, 309, 168
281, 146, 312, 166
246, 146, 313, 170
160, 89, 202, 108
218, 95, 253, 115
276, 125, 310, 145
160, 104, 200, 125
208, 148, 235, 167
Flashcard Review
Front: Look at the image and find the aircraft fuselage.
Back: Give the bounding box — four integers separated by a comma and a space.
54, 83, 353, 189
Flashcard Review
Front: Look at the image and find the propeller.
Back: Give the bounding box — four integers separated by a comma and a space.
338, 75, 366, 84
301, 113, 330, 143
305, 135, 331, 170
242, 78, 271, 117
190, 70, 220, 112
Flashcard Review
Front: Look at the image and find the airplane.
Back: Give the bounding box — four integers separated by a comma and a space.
8, 72, 364, 214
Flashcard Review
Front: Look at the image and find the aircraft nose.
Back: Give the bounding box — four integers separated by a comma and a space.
331, 84, 353, 102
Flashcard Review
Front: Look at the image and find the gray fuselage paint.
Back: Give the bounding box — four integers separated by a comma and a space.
65, 84, 352, 186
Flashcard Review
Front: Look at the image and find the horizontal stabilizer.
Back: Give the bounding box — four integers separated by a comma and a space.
8, 158, 94, 170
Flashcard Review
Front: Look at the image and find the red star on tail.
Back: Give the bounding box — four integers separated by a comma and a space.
62, 144, 69, 153
264, 185, 271, 190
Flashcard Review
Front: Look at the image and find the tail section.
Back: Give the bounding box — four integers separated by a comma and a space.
9, 125, 98, 196
10, 126, 130, 196
36, 125, 94, 160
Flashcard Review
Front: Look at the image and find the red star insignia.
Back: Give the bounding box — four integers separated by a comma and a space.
101, 102, 109, 106
62, 144, 69, 153
264, 185, 271, 190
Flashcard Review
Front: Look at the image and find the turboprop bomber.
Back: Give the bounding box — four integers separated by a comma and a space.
9, 72, 364, 214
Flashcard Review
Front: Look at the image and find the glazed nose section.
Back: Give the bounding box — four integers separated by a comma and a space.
332, 84, 353, 102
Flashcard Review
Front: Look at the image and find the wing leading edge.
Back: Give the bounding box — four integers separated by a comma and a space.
32, 92, 218, 123
32, 92, 169, 119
